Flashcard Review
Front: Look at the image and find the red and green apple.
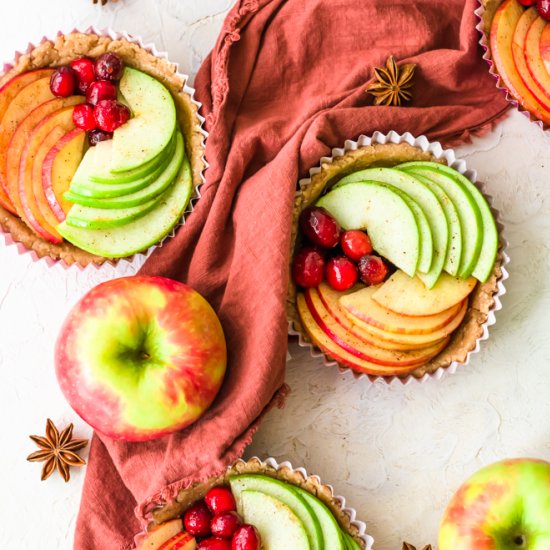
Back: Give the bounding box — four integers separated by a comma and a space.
439, 458, 550, 549
55, 276, 227, 441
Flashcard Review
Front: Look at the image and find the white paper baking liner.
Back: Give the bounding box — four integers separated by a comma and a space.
288, 130, 509, 386
134, 456, 374, 550
0, 26, 208, 271
475, 0, 549, 131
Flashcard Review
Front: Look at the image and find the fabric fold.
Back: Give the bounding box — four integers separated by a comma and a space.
74, 1, 509, 548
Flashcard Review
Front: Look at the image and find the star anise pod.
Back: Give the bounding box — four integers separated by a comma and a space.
27, 419, 88, 482
366, 55, 416, 107
92, 0, 118, 4
403, 543, 432, 550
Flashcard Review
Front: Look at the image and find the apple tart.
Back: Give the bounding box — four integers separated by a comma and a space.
137, 457, 371, 550
0, 30, 205, 266
287, 136, 506, 380
478, 0, 550, 128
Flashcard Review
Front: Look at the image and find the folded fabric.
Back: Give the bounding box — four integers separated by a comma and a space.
74, 1, 509, 548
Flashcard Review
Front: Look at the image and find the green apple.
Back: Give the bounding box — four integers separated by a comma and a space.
230, 474, 323, 549
399, 162, 483, 280
238, 490, 310, 549
65, 131, 184, 209
343, 532, 363, 550
111, 67, 177, 173
57, 154, 193, 258
336, 167, 447, 288
316, 182, 420, 277
439, 458, 550, 550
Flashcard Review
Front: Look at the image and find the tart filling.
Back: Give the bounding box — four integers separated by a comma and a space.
288, 142, 504, 379
0, 32, 204, 265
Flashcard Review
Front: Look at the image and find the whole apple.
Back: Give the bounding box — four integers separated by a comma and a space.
55, 276, 227, 441
438, 458, 550, 549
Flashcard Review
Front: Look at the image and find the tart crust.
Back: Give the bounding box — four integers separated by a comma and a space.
148, 457, 366, 548
287, 142, 504, 379
0, 31, 205, 266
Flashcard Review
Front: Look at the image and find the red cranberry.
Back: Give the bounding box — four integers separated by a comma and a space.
341, 230, 373, 261
232, 525, 261, 550
88, 129, 113, 146
518, 0, 536, 4
211, 512, 241, 539
86, 80, 118, 106
73, 104, 97, 131
205, 487, 237, 515
94, 100, 131, 132
184, 501, 213, 538
325, 256, 358, 291
299, 206, 341, 248
198, 538, 232, 550
538, 0, 550, 19
70, 58, 96, 94
50, 67, 76, 97
95, 52, 125, 81
358, 255, 388, 285
292, 247, 325, 288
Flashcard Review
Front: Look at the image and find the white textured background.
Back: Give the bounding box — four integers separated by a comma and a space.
0, 1, 549, 549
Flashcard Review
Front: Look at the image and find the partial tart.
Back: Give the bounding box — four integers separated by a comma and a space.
0, 30, 205, 266
287, 134, 506, 381
137, 457, 372, 550
477, 0, 550, 128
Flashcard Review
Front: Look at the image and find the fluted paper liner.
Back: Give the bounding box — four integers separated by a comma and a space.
475, 0, 549, 131
135, 456, 374, 550
287, 131, 509, 385
0, 27, 208, 270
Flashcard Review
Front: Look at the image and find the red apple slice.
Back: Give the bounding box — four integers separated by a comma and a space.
491, 0, 550, 123
158, 531, 196, 550
540, 21, 550, 72
42, 128, 86, 222
316, 283, 445, 351
297, 293, 448, 377
141, 519, 184, 549
524, 15, 550, 101
303, 288, 448, 368
0, 69, 54, 120
512, 8, 550, 110
334, 283, 462, 335
18, 107, 79, 242
0, 76, 55, 200
4, 97, 84, 234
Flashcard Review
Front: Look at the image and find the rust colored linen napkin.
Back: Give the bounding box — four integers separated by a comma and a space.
74, 1, 509, 548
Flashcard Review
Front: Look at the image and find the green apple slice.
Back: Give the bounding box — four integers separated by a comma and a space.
337, 167, 445, 287
230, 475, 323, 550
399, 162, 483, 279
111, 67, 177, 173
57, 155, 192, 258
64, 132, 184, 209
398, 169, 463, 277
343, 532, 363, 550
89, 133, 174, 184
316, 182, 420, 277
69, 137, 174, 199
409, 162, 498, 283
65, 194, 161, 230
239, 490, 310, 549
291, 486, 345, 550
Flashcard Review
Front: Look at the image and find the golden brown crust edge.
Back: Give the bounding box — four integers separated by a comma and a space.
286, 142, 503, 380
0, 32, 205, 266
150, 457, 366, 548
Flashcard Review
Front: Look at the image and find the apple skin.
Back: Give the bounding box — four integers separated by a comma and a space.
438, 458, 550, 550
55, 276, 227, 442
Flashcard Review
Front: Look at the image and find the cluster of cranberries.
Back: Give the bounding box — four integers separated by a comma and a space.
49, 52, 130, 146
183, 486, 261, 550
292, 206, 389, 291
519, 0, 550, 19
